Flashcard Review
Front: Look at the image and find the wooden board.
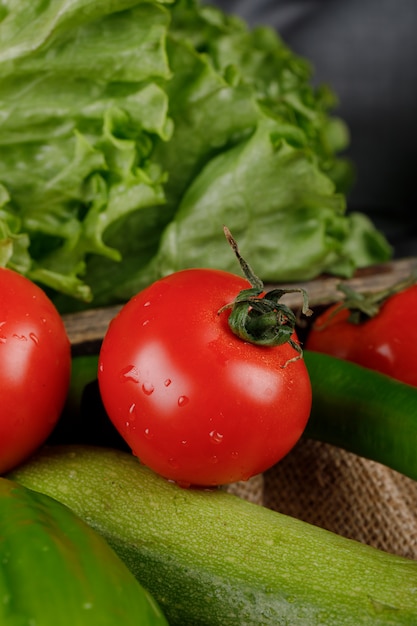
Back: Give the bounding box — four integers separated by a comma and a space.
63, 256, 417, 353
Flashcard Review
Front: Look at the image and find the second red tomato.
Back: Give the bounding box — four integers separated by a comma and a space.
98, 269, 312, 487
306, 284, 417, 387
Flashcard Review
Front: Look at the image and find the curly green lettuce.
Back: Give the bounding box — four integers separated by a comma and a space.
0, 0, 391, 310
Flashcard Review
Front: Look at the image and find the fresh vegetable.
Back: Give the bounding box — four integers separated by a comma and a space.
0, 476, 167, 625
303, 350, 417, 481
0, 0, 390, 309
0, 268, 71, 474
10, 445, 417, 626
98, 263, 312, 486
306, 277, 417, 387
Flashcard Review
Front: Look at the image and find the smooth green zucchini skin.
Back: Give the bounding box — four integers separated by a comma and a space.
0, 477, 167, 626
303, 350, 417, 480
10, 445, 417, 626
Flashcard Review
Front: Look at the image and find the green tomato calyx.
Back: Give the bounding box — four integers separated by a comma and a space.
220, 227, 312, 364
323, 268, 417, 326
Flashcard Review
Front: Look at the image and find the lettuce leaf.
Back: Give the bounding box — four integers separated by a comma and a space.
0, 0, 391, 309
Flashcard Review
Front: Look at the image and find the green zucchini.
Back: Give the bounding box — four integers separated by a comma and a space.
0, 476, 168, 626
303, 350, 417, 481
10, 445, 417, 626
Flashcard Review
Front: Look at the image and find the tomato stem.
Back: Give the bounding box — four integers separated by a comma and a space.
223, 226, 264, 291
220, 227, 312, 363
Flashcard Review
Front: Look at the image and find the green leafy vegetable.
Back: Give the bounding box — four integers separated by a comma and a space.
0, 0, 391, 309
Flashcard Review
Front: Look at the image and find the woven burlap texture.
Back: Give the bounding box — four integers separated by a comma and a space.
226, 438, 417, 560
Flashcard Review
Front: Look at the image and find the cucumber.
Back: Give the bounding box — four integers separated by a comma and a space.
0, 476, 168, 626
10, 445, 417, 626
303, 350, 417, 480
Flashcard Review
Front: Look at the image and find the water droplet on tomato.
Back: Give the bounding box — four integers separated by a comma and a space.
209, 430, 224, 445
128, 403, 136, 418
144, 427, 153, 439
142, 319, 149, 327
29, 333, 39, 345
120, 365, 139, 383
168, 458, 179, 469
178, 395, 189, 407
164, 378, 172, 387
143, 301, 151, 307
12, 333, 27, 341
210, 455, 219, 464
142, 382, 154, 396
0, 336, 6, 344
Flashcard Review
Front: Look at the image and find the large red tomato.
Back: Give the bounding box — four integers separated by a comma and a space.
98, 269, 312, 487
306, 283, 417, 387
0, 269, 71, 473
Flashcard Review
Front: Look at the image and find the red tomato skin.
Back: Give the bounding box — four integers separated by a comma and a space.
98, 269, 312, 486
306, 285, 417, 387
0, 269, 71, 473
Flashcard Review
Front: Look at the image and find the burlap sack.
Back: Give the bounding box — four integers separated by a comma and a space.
226, 438, 417, 560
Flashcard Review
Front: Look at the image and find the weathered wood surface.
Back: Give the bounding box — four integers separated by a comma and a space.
63, 256, 417, 351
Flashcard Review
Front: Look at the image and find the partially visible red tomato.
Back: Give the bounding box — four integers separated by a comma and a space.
0, 269, 71, 473
306, 283, 417, 387
98, 268, 312, 487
